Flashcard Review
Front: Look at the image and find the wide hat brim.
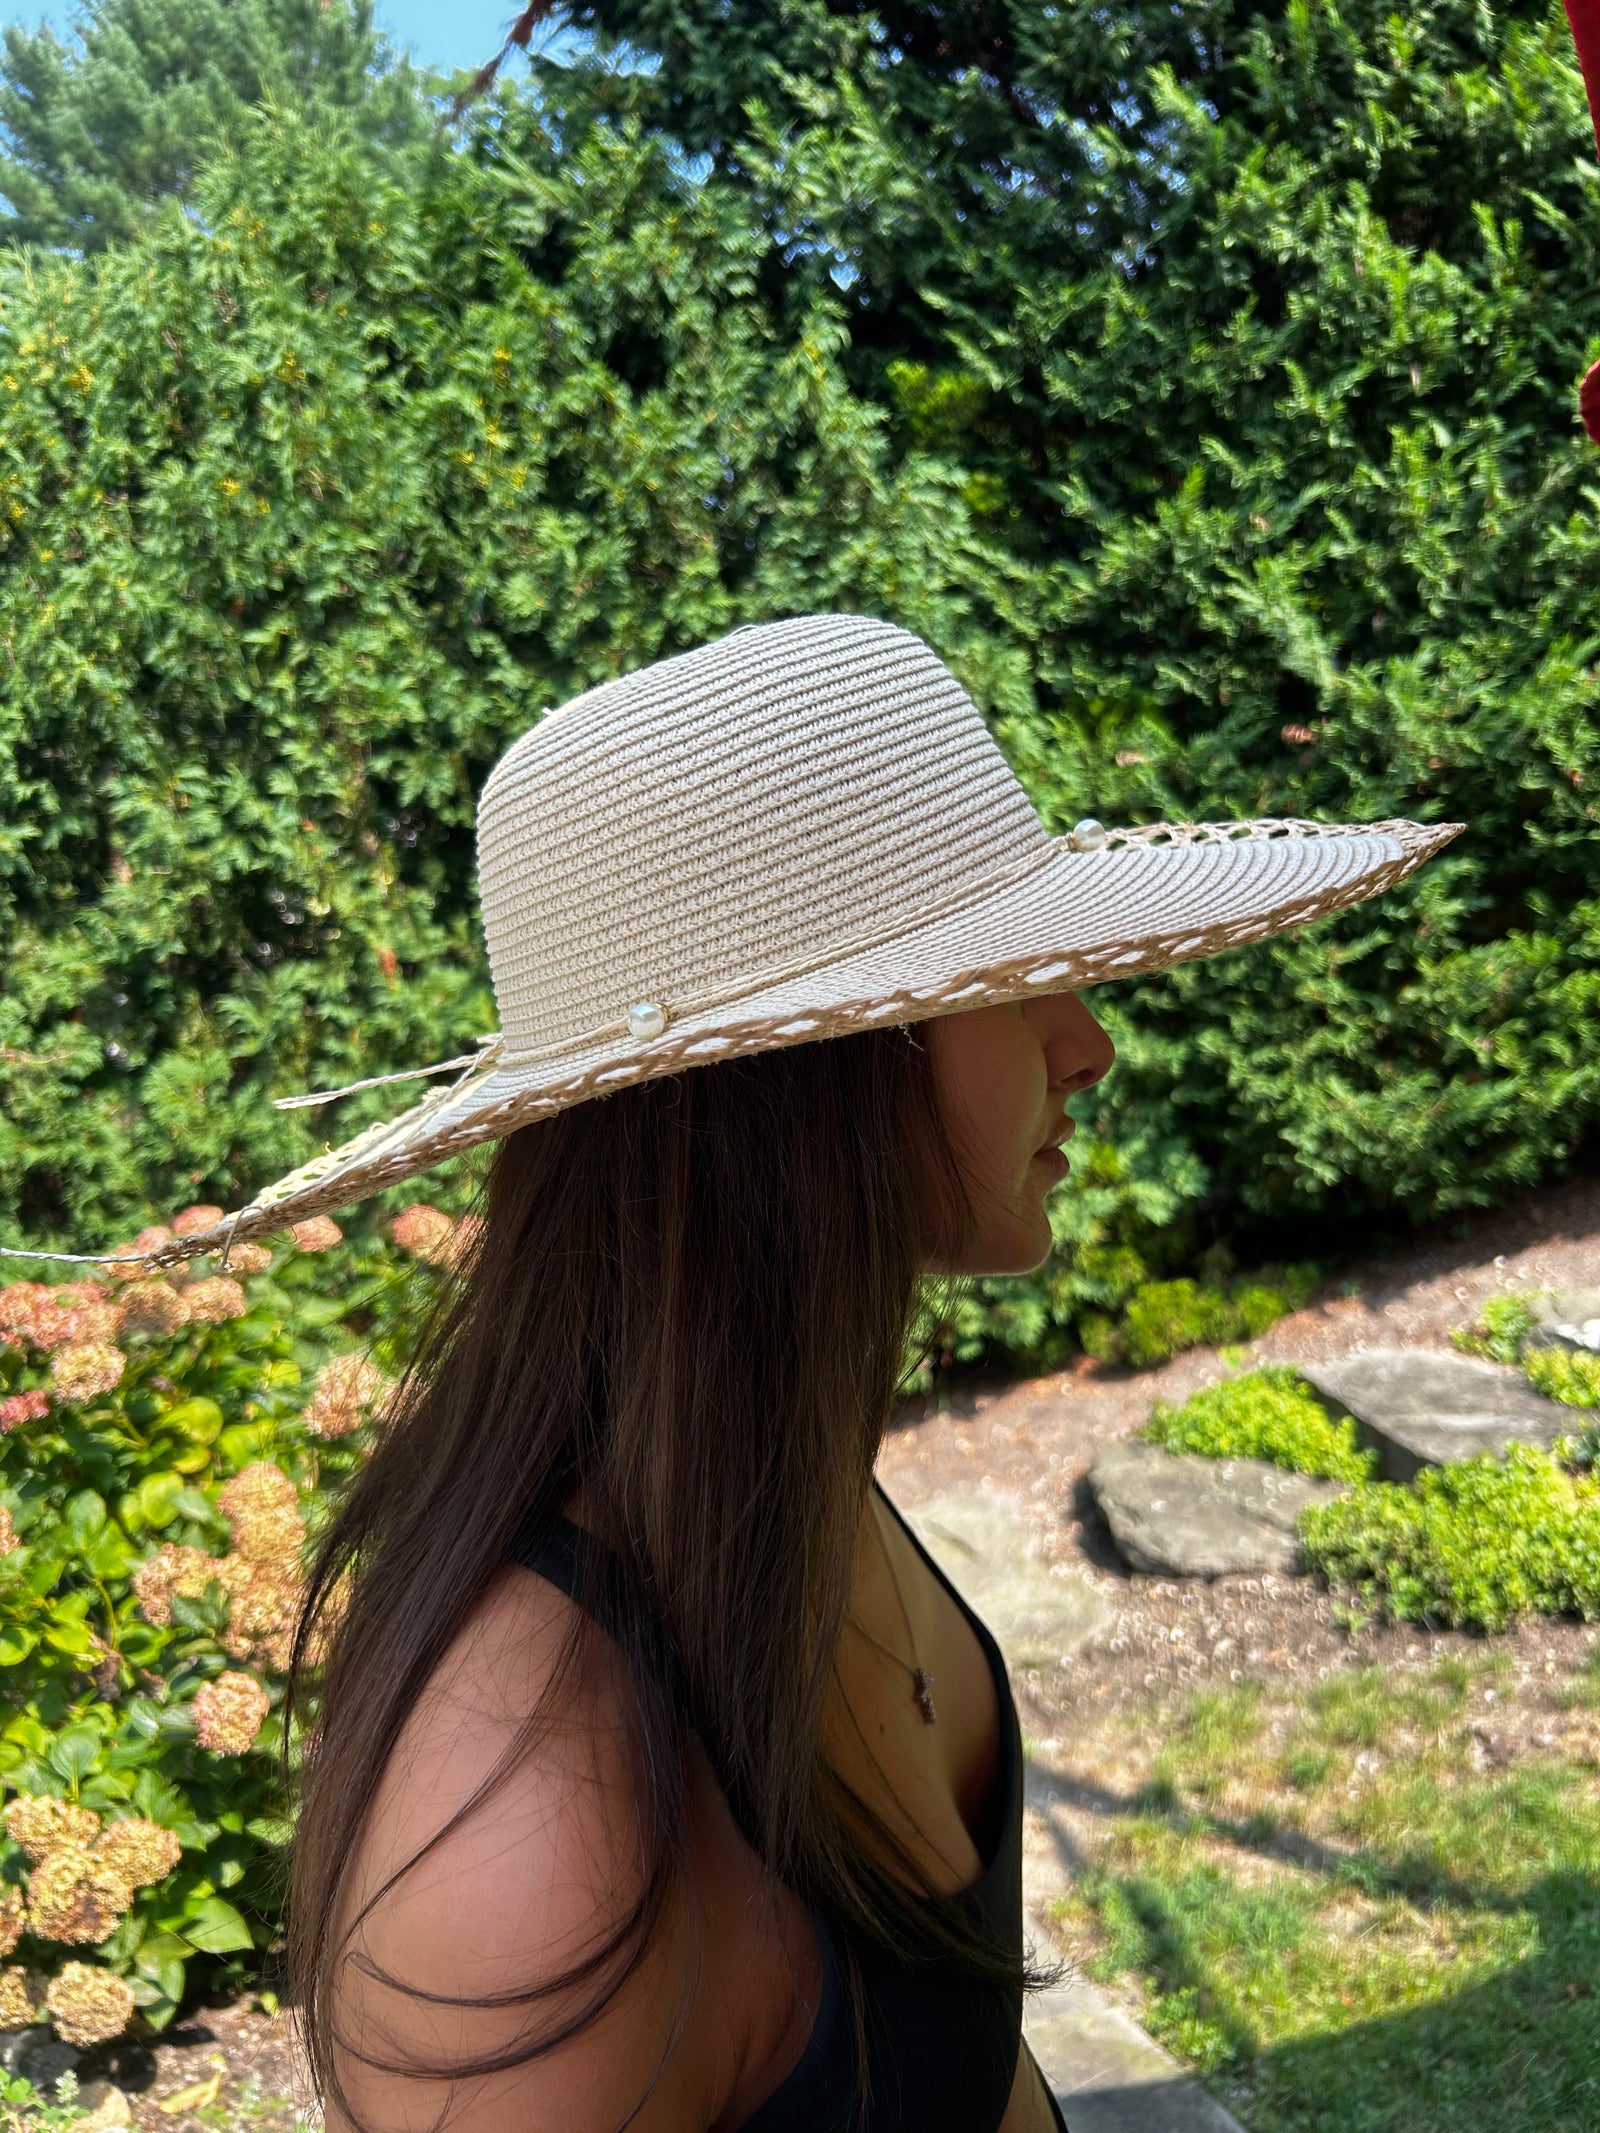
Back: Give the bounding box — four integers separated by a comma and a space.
136, 814, 1459, 1269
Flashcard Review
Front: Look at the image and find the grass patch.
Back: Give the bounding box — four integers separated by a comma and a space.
1145, 1366, 1376, 1483
1053, 1667, 1600, 2132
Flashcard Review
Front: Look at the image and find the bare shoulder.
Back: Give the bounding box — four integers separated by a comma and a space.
323, 1563, 714, 2133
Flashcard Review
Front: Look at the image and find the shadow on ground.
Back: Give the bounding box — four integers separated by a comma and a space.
1027, 1761, 1600, 2133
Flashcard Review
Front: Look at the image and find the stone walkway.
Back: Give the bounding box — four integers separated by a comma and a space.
902, 1495, 1248, 2133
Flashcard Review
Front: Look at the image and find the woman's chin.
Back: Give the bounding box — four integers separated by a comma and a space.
951, 1210, 1055, 1278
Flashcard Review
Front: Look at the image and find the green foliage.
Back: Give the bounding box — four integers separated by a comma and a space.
1522, 1341, 1600, 1407
1452, 1290, 1547, 1364
0, 78, 1004, 1258
1145, 1365, 1376, 1483
0, 0, 429, 253
0, 2067, 90, 2129
564, 0, 1600, 1219
1299, 1445, 1600, 1630
0, 1210, 450, 2045
1, 3, 1599, 1368
1450, 1289, 1600, 1407
1100, 1268, 1315, 1370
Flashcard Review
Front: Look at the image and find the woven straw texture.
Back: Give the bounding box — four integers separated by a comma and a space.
97, 612, 1460, 1270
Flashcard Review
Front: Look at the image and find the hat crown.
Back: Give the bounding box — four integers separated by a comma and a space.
475, 614, 1047, 1054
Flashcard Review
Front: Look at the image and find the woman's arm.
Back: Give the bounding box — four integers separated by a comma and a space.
320, 1567, 720, 2133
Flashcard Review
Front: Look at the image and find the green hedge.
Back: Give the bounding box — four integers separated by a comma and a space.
3, 3, 1599, 1367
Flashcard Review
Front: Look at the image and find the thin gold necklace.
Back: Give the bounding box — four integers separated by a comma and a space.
849, 1499, 937, 1724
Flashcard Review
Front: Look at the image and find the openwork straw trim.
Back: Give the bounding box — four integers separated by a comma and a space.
108, 815, 1457, 1273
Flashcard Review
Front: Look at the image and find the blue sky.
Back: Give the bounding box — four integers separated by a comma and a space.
0, 3, 539, 80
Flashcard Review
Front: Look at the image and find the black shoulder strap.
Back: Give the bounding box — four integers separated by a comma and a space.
504, 1505, 697, 1726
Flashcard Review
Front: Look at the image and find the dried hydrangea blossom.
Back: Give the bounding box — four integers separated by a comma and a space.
129, 1541, 238, 1628
48, 1342, 126, 1403
223, 1241, 273, 1276
0, 1389, 48, 1433
0, 1509, 18, 1556
218, 1463, 305, 1572
0, 1964, 38, 2029
0, 1886, 23, 1960
115, 1277, 190, 1338
92, 1817, 181, 1892
192, 1670, 271, 1755
290, 1215, 342, 1252
390, 1203, 456, 1262
304, 1353, 390, 1440
44, 1960, 136, 2046
24, 1842, 131, 1943
171, 1205, 226, 1236
182, 1276, 247, 1326
0, 1282, 121, 1352
220, 1561, 301, 1673
0, 1283, 49, 1334
4, 1796, 102, 1863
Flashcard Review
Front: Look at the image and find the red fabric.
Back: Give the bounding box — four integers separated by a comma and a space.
1567, 0, 1600, 157
1564, 3, 1600, 439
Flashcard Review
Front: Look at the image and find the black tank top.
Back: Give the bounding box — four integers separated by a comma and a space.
504, 1483, 1069, 2133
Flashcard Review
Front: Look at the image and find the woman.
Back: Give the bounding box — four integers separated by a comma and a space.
100, 614, 1457, 2131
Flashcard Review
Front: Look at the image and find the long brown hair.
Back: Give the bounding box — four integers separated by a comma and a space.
284, 1022, 1048, 2129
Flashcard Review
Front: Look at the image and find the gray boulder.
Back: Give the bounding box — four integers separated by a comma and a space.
1524, 1287, 1600, 1357
1087, 1439, 1344, 1579
902, 1489, 1112, 1666
1298, 1348, 1571, 1482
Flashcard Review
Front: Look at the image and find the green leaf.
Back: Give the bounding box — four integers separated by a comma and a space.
64, 1489, 108, 1548
43, 1617, 96, 1657
181, 1894, 255, 1954
137, 1470, 186, 1529
48, 1723, 102, 1781
0, 1625, 38, 1665
217, 1422, 275, 1468
163, 1397, 224, 1443
244, 1814, 294, 1846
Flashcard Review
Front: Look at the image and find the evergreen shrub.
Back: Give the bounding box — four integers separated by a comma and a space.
1452, 1292, 1547, 1365
1523, 1343, 1600, 1407
2, 3, 1600, 1371
1299, 1445, 1600, 1630
1452, 1289, 1600, 1403
0, 1206, 463, 2047
1090, 1268, 1315, 1369
1144, 1365, 1376, 1483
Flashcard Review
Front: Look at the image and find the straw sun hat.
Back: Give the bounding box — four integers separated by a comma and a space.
22, 613, 1461, 1273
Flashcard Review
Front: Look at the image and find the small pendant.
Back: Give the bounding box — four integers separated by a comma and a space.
913, 1667, 937, 1725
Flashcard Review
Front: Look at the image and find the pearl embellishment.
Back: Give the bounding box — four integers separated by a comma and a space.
1069, 818, 1108, 851
627, 1002, 667, 1041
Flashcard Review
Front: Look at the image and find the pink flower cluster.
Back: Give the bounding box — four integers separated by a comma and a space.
0, 1282, 119, 1351
0, 1390, 48, 1432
